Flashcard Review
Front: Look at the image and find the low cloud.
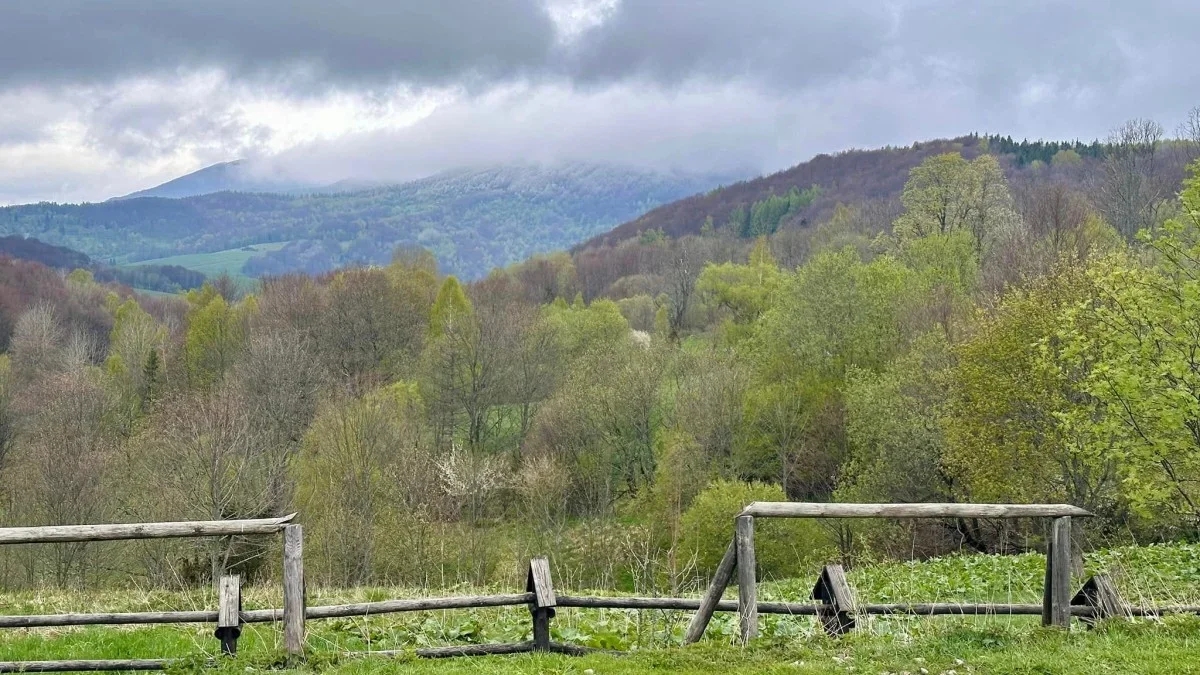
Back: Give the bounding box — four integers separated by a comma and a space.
0, 1, 1198, 204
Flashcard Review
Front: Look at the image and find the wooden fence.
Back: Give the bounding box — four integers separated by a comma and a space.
2, 503, 1198, 672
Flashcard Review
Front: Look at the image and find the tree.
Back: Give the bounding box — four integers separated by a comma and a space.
183, 284, 255, 389
318, 265, 434, 392
1093, 118, 1168, 239
697, 238, 781, 340
129, 383, 289, 582
893, 153, 1020, 251
104, 297, 166, 424
944, 266, 1118, 516
1054, 167, 1200, 525
6, 361, 117, 584
840, 332, 952, 506
294, 382, 432, 585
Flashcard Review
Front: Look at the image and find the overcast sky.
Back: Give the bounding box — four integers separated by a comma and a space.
1, 0, 1198, 205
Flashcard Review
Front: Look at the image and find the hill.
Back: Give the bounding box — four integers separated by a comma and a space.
580, 134, 1109, 248
1, 163, 732, 279
0, 234, 205, 293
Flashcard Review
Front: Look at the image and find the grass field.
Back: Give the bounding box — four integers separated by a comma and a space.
124, 242, 291, 279
2, 543, 1198, 673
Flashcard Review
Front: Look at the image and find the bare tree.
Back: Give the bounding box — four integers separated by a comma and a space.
1093, 118, 1168, 239
1180, 106, 1200, 165
9, 366, 116, 585
1024, 182, 1092, 258
134, 384, 289, 582
9, 302, 64, 380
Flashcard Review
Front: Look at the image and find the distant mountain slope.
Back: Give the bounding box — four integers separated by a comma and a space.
0, 235, 204, 293
579, 135, 1108, 249
114, 160, 322, 200
1, 163, 733, 279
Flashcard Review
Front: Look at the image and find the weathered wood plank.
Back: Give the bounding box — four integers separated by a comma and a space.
735, 515, 757, 643
282, 524, 305, 659
300, 593, 535, 620
741, 503, 1091, 519
1050, 516, 1072, 628
359, 642, 536, 658
526, 557, 557, 608
526, 557, 557, 650
683, 537, 736, 644
0, 514, 295, 545
215, 574, 241, 655
813, 564, 857, 636
1073, 574, 1132, 627
0, 610, 216, 628
0, 660, 172, 672
1042, 531, 1055, 626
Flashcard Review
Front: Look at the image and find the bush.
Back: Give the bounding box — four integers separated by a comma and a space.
679, 480, 834, 581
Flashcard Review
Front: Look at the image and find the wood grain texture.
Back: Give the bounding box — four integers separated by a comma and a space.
0, 514, 296, 545
358, 642, 536, 658
282, 524, 305, 658
741, 502, 1092, 519
215, 574, 241, 655
526, 557, 557, 650
1073, 574, 1132, 627
735, 515, 757, 643
683, 537, 737, 644
813, 564, 857, 636
0, 610, 216, 628
0, 660, 172, 672
1050, 516, 1073, 628
526, 557, 557, 608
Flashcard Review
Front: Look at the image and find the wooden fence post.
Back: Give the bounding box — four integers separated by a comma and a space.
215, 574, 241, 656
282, 524, 305, 660
1042, 516, 1072, 628
1041, 527, 1054, 627
526, 557, 557, 651
735, 515, 757, 644
684, 538, 737, 644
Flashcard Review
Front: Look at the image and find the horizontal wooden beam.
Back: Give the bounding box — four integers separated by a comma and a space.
354, 642, 536, 658
740, 503, 1092, 519
0, 660, 173, 672
302, 593, 536, 619
0, 514, 297, 545
0, 610, 215, 628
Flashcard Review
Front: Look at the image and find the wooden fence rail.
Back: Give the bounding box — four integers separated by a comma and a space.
693, 502, 1098, 644
3, 505, 1197, 672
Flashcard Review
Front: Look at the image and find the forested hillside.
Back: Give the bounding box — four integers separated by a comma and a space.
584, 133, 1177, 249
1, 114, 1198, 593
0, 235, 205, 294
0, 164, 729, 280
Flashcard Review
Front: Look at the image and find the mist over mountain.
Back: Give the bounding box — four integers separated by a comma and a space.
0, 162, 737, 279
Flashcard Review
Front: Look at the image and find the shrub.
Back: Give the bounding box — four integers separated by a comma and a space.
680, 480, 833, 580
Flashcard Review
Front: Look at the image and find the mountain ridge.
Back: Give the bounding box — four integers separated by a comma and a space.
1, 162, 735, 280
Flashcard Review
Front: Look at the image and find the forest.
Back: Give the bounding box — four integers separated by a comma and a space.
0, 235, 206, 294
0, 114, 1199, 596
0, 164, 725, 280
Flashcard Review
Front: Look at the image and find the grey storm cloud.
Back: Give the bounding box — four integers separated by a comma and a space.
2, 0, 1200, 204
0, 0, 558, 87
5, 1, 880, 89
3, 0, 1195, 96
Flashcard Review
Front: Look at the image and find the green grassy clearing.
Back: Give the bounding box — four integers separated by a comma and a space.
124, 242, 290, 279
2, 543, 1197, 672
